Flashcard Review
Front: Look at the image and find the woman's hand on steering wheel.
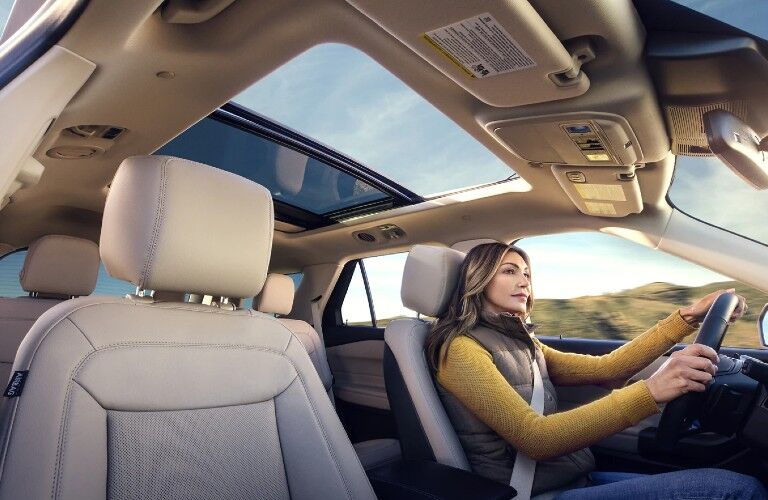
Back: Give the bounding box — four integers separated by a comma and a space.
645, 344, 719, 404
680, 288, 747, 326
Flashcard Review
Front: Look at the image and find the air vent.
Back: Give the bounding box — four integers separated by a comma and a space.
355, 232, 376, 243
667, 101, 747, 156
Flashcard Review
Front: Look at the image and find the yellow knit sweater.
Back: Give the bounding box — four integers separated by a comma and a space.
436, 311, 696, 461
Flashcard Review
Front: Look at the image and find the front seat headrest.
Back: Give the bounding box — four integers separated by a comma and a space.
254, 273, 294, 315
100, 155, 273, 298
401, 245, 465, 317
20, 235, 100, 297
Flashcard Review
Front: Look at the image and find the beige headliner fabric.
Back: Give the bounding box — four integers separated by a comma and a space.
20, 235, 99, 296
100, 156, 274, 298
401, 245, 464, 317
254, 274, 294, 316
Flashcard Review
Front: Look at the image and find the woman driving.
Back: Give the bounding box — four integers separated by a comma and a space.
427, 242, 766, 499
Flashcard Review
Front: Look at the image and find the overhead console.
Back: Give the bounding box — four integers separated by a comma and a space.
488, 112, 641, 167
345, 0, 591, 107
488, 113, 644, 218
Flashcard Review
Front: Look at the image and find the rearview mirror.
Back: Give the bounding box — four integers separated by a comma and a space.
704, 109, 768, 190
758, 303, 768, 348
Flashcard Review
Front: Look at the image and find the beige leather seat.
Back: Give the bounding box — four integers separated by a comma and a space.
385, 245, 581, 499
255, 273, 401, 470
0, 235, 99, 383
0, 156, 375, 500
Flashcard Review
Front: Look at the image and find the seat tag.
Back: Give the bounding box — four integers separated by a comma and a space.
4, 371, 29, 398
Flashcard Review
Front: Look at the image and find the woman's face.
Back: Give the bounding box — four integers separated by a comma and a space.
482, 251, 530, 317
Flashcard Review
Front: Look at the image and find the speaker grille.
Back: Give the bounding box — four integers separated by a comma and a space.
666, 101, 747, 156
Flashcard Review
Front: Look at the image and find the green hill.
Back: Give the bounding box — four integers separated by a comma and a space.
531, 281, 768, 348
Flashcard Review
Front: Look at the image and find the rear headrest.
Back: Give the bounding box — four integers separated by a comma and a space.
100, 156, 274, 298
20, 235, 99, 297
401, 245, 465, 317
253, 274, 294, 315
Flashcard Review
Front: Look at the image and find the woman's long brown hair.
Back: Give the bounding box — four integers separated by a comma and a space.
425, 242, 534, 371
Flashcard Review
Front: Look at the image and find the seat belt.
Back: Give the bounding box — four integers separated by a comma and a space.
509, 353, 544, 500
310, 295, 324, 342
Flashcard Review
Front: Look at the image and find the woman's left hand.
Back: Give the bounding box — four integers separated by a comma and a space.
680, 288, 747, 326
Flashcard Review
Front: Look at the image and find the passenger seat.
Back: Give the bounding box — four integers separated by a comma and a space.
255, 273, 402, 470
0, 235, 99, 383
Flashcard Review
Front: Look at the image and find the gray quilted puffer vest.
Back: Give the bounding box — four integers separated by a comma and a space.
437, 313, 595, 495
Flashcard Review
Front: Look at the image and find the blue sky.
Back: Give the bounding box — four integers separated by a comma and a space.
234, 44, 513, 196
1, 1, 767, 319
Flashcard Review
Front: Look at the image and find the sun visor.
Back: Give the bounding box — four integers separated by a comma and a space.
345, 0, 590, 107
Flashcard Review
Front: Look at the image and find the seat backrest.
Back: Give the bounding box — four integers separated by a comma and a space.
255, 273, 335, 401
383, 244, 471, 470
0, 156, 375, 500
0, 235, 99, 383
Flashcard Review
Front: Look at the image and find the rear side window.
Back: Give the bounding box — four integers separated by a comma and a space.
0, 249, 27, 297
339, 252, 416, 328
0, 249, 134, 298
92, 264, 133, 296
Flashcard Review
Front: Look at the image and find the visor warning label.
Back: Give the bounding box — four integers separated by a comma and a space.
423, 13, 536, 79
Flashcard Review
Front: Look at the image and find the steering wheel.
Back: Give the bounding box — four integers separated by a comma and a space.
656, 292, 740, 449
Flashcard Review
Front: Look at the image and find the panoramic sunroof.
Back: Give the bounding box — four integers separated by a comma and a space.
155, 116, 390, 218
233, 43, 515, 197
672, 0, 768, 40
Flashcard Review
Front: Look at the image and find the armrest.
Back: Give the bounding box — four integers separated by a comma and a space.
367, 460, 516, 500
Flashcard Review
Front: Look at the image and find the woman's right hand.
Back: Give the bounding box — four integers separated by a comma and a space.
645, 344, 719, 403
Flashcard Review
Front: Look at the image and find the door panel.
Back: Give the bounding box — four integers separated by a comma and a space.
321, 259, 400, 443
327, 339, 390, 410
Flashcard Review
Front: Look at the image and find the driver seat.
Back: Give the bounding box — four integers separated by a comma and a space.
384, 245, 578, 500
0, 156, 376, 499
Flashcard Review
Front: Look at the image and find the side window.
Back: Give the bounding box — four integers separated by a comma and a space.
92, 264, 134, 296
519, 232, 768, 349
0, 250, 134, 298
0, 249, 27, 297
341, 262, 373, 326
340, 252, 416, 328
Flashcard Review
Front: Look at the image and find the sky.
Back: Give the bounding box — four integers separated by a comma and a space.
1, 1, 767, 320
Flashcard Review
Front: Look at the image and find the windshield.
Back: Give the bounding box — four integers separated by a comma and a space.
672, 1, 768, 40
668, 156, 768, 245
233, 43, 515, 197
0, 0, 12, 38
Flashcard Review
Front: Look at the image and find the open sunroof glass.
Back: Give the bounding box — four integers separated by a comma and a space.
155, 117, 390, 216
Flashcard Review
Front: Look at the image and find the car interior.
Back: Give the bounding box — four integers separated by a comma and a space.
2, 0, 768, 498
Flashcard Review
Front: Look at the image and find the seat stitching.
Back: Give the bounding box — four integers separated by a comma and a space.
140, 157, 169, 287
65, 318, 95, 350
291, 361, 356, 499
